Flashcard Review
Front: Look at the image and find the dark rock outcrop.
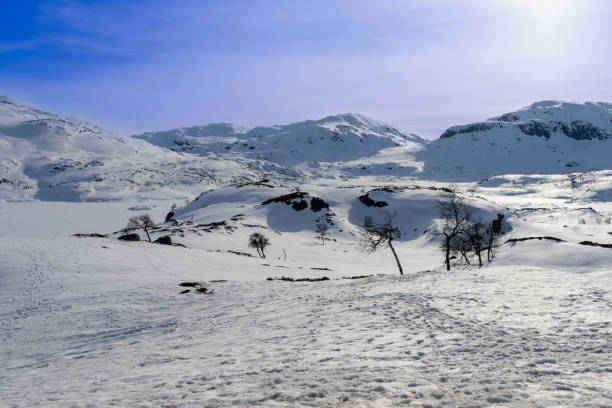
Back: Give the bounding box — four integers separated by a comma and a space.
118, 233, 140, 241
154, 235, 173, 245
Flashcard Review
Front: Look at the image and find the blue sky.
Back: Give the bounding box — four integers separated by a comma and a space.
1, 0, 611, 138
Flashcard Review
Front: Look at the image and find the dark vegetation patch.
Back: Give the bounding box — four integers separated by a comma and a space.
342, 274, 373, 280
310, 267, 333, 271
505, 236, 565, 244
0, 178, 34, 190
340, 184, 453, 194
241, 223, 268, 229
359, 192, 388, 207
230, 179, 276, 188
579, 241, 612, 249
193, 221, 237, 233
441, 118, 611, 140
267, 276, 330, 282
262, 192, 330, 213
73, 233, 108, 238
154, 235, 172, 245
440, 123, 499, 138
310, 197, 329, 212
496, 113, 520, 122
179, 281, 213, 294
179, 282, 201, 287
227, 250, 254, 257
118, 233, 140, 241
359, 186, 425, 207
262, 192, 307, 207
519, 121, 551, 138
196, 287, 213, 294
555, 120, 609, 140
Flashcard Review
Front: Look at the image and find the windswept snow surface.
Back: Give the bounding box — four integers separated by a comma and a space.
2, 175, 612, 407
1, 98, 612, 406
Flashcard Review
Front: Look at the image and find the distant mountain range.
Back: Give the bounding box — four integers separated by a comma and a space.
1, 95, 611, 201
133, 113, 427, 166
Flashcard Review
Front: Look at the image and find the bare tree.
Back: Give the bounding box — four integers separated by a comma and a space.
358, 212, 404, 275
467, 220, 487, 267
249, 233, 270, 258
125, 214, 155, 242
452, 234, 472, 266
485, 214, 504, 262
316, 222, 329, 245
437, 185, 472, 271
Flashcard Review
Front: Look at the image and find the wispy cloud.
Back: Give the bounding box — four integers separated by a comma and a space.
1, 0, 611, 137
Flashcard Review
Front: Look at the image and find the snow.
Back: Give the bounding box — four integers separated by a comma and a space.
1, 97, 612, 406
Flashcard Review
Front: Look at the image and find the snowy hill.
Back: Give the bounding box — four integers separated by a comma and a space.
134, 113, 427, 166
3, 97, 612, 201
2, 97, 612, 407
0, 97, 286, 201
419, 101, 612, 179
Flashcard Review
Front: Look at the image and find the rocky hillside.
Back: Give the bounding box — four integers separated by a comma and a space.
419, 101, 612, 179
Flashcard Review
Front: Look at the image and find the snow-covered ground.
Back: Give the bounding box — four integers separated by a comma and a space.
1, 177, 611, 407
1, 98, 612, 406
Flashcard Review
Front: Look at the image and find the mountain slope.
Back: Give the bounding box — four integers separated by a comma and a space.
0, 97, 277, 201
134, 113, 427, 166
419, 101, 612, 179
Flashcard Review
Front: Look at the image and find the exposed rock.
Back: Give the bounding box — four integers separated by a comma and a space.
505, 236, 564, 244
579, 241, 612, 248
262, 192, 330, 213
154, 235, 173, 245
118, 233, 140, 241
519, 121, 551, 138
310, 197, 329, 212
179, 282, 201, 287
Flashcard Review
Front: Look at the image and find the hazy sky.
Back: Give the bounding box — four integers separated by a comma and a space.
1, 0, 611, 138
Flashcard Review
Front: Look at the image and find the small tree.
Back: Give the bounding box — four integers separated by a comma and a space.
437, 185, 472, 271
358, 212, 404, 275
249, 233, 270, 258
485, 214, 504, 262
452, 234, 472, 266
467, 220, 486, 267
165, 204, 178, 222
126, 214, 155, 242
316, 222, 329, 245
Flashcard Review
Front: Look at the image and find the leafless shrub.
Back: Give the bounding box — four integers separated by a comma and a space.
358, 212, 403, 275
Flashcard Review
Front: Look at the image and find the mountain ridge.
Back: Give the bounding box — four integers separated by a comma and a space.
2, 96, 612, 201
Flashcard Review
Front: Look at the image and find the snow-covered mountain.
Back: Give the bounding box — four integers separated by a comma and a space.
3, 97, 612, 407
0, 97, 283, 201
419, 101, 612, 179
3, 97, 612, 202
134, 113, 427, 166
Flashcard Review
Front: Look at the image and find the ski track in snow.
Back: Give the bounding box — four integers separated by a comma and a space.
1, 262, 610, 407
